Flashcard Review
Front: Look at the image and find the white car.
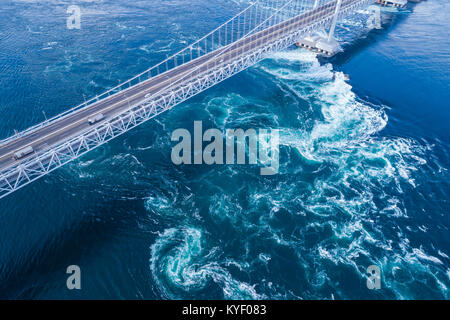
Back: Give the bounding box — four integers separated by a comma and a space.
13, 146, 34, 160
88, 113, 105, 125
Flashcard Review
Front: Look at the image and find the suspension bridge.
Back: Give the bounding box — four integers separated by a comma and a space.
0, 0, 375, 199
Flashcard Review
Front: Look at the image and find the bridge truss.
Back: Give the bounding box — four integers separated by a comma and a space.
0, 0, 374, 199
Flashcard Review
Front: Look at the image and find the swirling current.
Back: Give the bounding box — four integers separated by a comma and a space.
0, 0, 448, 299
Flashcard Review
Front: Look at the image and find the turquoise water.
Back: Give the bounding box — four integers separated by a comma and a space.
0, 0, 448, 299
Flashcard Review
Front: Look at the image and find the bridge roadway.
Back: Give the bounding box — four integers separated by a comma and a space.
0, 0, 349, 174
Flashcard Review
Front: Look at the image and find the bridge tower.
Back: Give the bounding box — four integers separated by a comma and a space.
0, 0, 378, 200
296, 0, 343, 57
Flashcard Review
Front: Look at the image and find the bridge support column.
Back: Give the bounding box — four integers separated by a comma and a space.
296, 0, 343, 57
316, 0, 343, 57
328, 0, 342, 42
314, 0, 319, 9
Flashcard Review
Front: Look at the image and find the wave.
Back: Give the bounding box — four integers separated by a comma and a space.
150, 227, 263, 299
145, 48, 448, 299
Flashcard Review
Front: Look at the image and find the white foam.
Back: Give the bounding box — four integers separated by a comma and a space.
150, 227, 263, 299
412, 248, 443, 265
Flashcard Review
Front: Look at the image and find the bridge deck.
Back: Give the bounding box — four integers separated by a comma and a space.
0, 0, 352, 175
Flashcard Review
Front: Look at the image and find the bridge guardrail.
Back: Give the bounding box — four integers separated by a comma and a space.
0, 0, 376, 199
0, 0, 307, 148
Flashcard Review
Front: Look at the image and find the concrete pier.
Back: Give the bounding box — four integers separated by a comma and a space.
296, 35, 342, 57
376, 0, 407, 8
296, 0, 343, 57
